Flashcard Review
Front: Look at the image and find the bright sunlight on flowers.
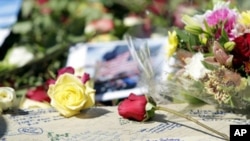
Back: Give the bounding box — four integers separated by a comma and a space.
0, 87, 16, 114
48, 68, 96, 117
163, 1, 250, 109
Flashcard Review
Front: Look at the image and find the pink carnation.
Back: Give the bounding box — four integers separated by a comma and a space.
206, 7, 237, 39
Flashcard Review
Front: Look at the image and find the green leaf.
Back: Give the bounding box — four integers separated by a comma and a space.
12, 21, 32, 34
218, 28, 229, 44
203, 20, 214, 37
201, 60, 218, 70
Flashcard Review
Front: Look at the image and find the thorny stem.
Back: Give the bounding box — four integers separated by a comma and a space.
156, 106, 229, 141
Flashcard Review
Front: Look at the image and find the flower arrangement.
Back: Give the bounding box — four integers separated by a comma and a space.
120, 2, 250, 139
163, 1, 250, 110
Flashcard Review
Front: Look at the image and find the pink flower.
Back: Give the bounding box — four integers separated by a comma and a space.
86, 19, 114, 33
205, 7, 237, 39
26, 86, 50, 102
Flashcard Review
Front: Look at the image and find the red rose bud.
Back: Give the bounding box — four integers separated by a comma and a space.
118, 93, 156, 121
82, 73, 90, 84
57, 66, 75, 76
26, 86, 50, 102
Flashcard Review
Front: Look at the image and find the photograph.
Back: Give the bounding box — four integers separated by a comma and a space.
66, 37, 166, 101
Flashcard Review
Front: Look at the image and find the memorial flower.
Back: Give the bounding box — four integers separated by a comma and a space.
124, 2, 250, 140
26, 86, 50, 102
47, 68, 96, 118
160, 1, 250, 109
118, 93, 155, 121
0, 87, 16, 113
118, 93, 229, 140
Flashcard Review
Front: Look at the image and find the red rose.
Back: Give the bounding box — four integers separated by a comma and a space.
232, 33, 250, 73
117, 94, 228, 140
26, 86, 50, 102
118, 93, 155, 121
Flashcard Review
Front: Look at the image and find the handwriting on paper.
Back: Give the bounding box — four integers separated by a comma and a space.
189, 109, 250, 124
6, 108, 64, 126
189, 109, 226, 118
139, 123, 182, 133
1, 105, 249, 141
17, 127, 43, 135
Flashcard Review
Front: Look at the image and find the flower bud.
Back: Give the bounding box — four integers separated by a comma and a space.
184, 25, 203, 35
224, 41, 235, 51
0, 87, 16, 112
166, 31, 178, 58
118, 93, 156, 121
182, 15, 203, 35
199, 34, 208, 44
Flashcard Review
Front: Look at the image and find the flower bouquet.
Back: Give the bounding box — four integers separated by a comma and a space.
121, 2, 250, 140
163, 1, 250, 110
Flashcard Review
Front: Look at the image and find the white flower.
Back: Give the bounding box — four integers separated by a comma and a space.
184, 52, 211, 80
123, 15, 143, 27
0, 87, 16, 113
5, 46, 34, 67
84, 24, 95, 34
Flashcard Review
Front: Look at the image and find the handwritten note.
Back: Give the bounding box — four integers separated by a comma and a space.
1, 104, 249, 141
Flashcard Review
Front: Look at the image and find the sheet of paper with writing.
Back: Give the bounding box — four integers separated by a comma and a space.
1, 104, 249, 141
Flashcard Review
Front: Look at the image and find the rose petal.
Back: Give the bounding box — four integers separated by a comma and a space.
57, 66, 75, 76
26, 86, 50, 102
82, 73, 90, 84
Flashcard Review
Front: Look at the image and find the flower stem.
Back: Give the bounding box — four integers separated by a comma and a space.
156, 106, 229, 141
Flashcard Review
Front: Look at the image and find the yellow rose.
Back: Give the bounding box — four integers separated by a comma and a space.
48, 73, 96, 117
0, 87, 16, 113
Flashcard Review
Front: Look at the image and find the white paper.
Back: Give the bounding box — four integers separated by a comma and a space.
1, 103, 248, 141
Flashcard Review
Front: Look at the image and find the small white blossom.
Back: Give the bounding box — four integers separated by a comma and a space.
123, 16, 142, 27
0, 87, 16, 113
184, 52, 211, 80
6, 46, 34, 67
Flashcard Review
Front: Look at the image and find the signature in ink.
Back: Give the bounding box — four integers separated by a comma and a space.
18, 127, 43, 135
